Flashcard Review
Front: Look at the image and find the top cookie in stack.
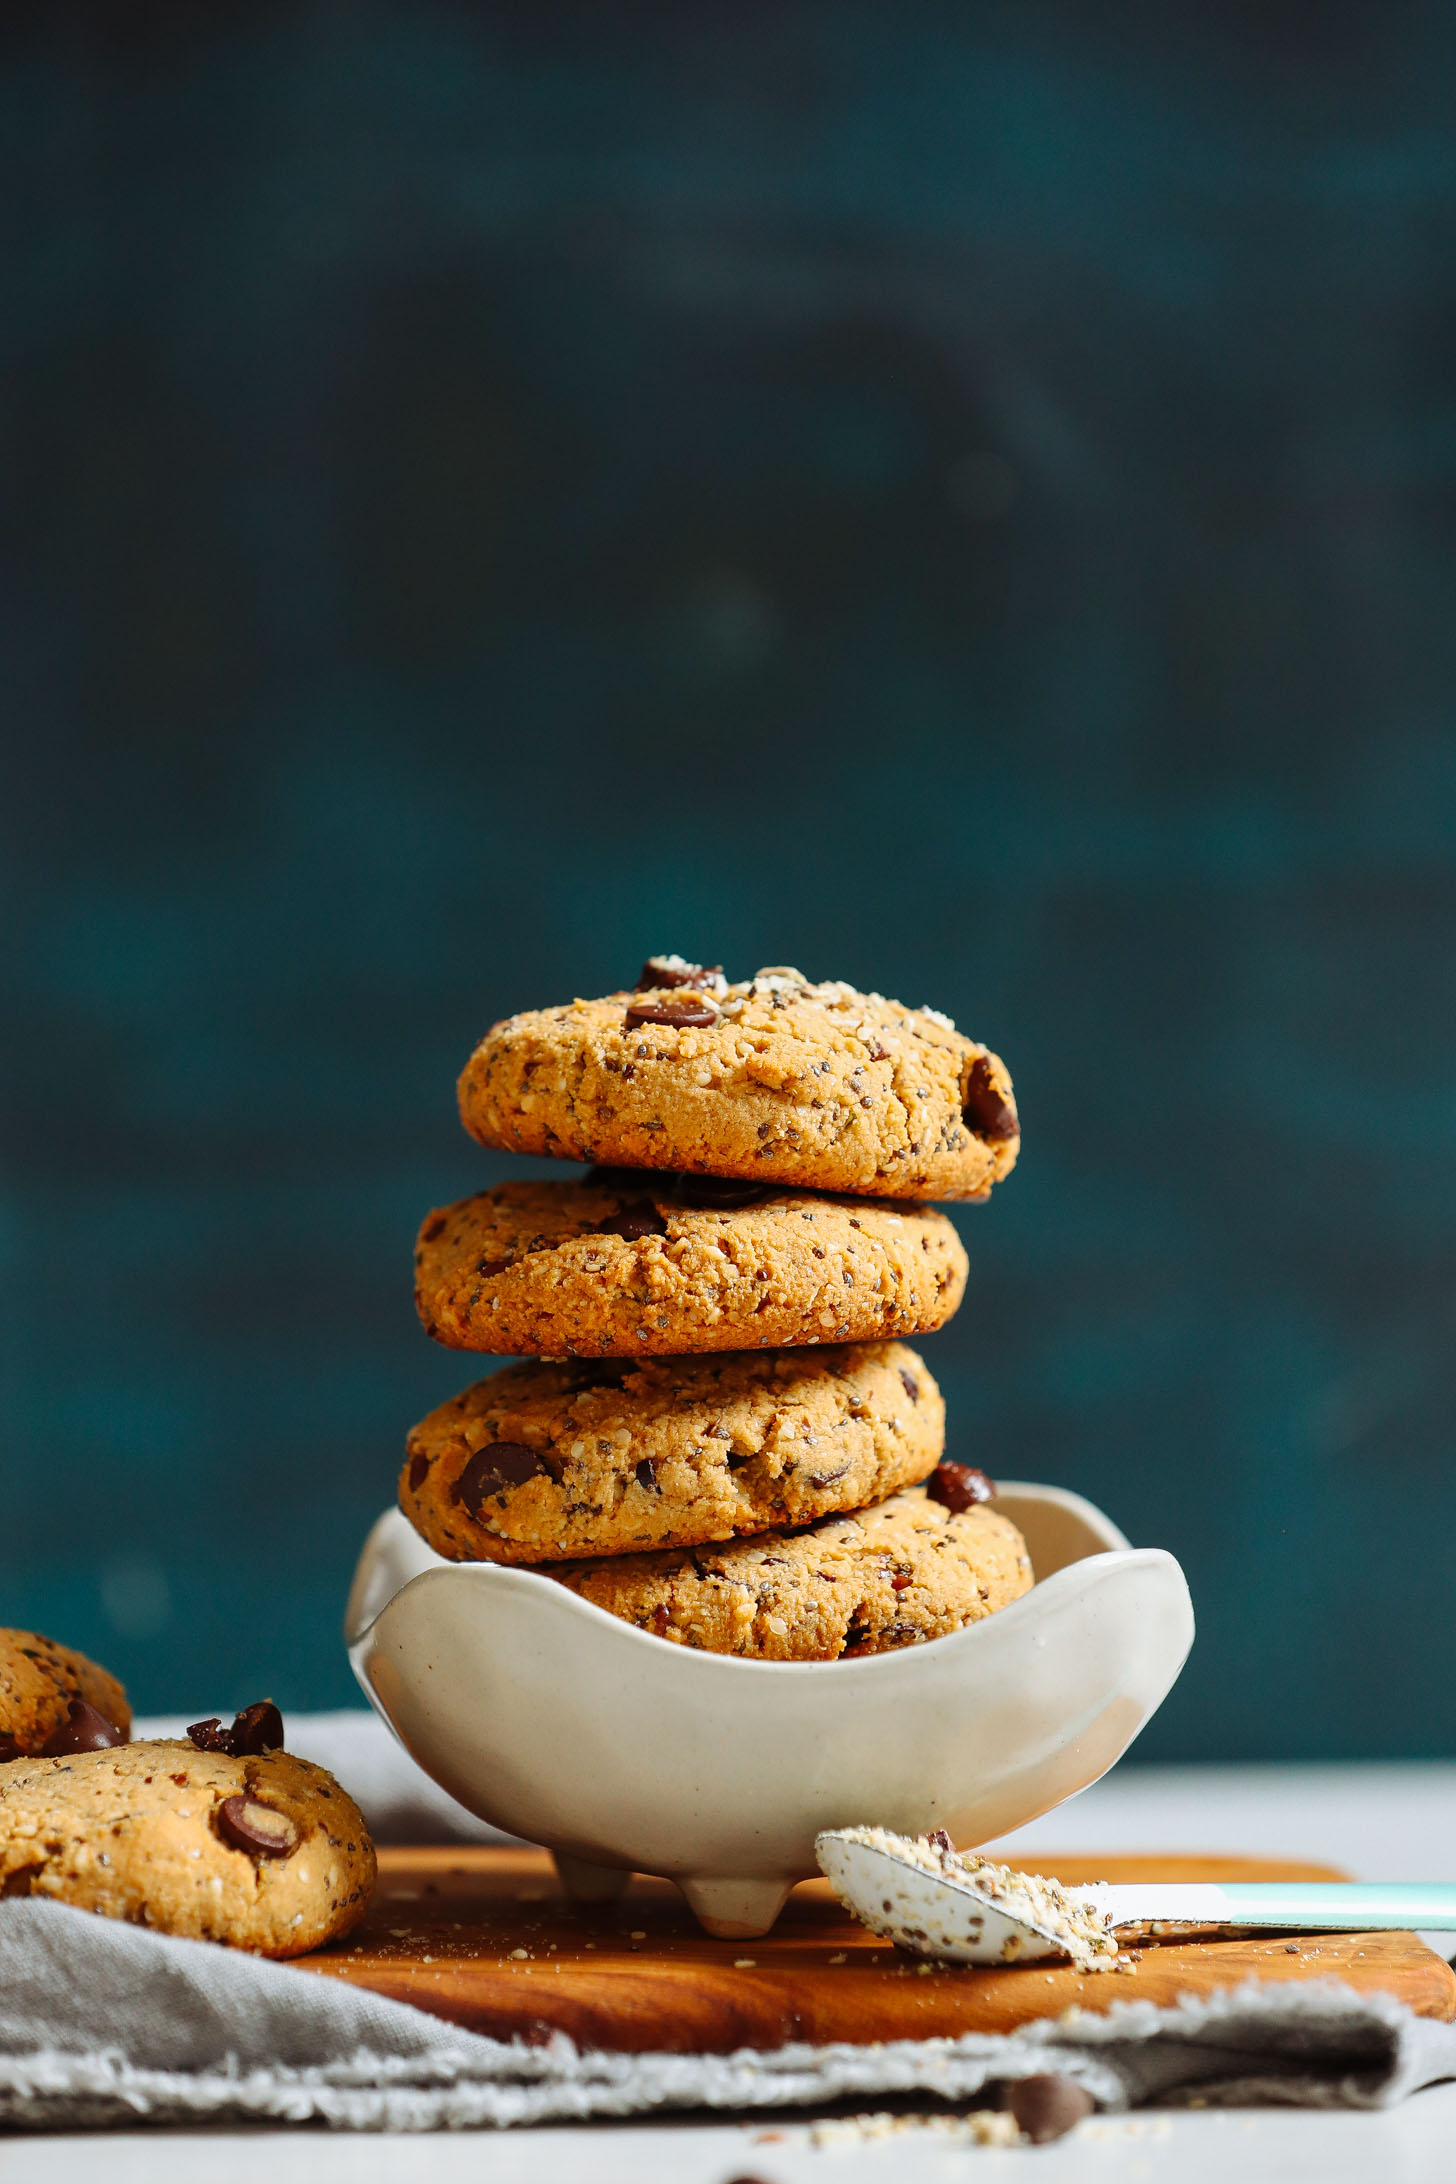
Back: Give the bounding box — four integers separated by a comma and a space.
398, 960, 1030, 1661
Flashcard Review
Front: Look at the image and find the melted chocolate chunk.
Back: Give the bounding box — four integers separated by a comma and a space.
925, 1461, 995, 1513
217, 1794, 299, 1859
585, 1165, 653, 1192
636, 957, 723, 991
408, 1452, 430, 1493
454, 1440, 563, 1519
1006, 2075, 1096, 2144
39, 1700, 126, 1757
623, 998, 719, 1030
602, 1200, 668, 1242
962, 1056, 1018, 1140
635, 1458, 660, 1492
898, 1368, 920, 1403
671, 1176, 770, 1210
186, 1702, 284, 1759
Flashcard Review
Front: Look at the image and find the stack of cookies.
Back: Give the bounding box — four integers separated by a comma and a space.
402, 959, 1032, 1662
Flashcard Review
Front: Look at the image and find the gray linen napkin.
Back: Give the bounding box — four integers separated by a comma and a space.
3, 1900, 1456, 2130
3, 1712, 1453, 2130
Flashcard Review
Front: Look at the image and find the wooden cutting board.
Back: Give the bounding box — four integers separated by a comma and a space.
293, 1846, 1456, 2052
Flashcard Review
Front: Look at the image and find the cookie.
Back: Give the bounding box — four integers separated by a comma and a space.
457, 961, 1019, 1202
401, 1340, 943, 1564
0, 1736, 375, 1957
0, 1630, 129, 1761
415, 1172, 968, 1358
553, 1481, 1034, 1660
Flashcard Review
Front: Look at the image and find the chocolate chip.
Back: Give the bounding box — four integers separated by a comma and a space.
635, 1458, 660, 1492
1007, 2075, 1095, 2144
899, 1368, 919, 1403
39, 1700, 126, 1756
585, 1165, 653, 1191
454, 1441, 563, 1519
0, 1733, 18, 1762
927, 1827, 954, 1853
408, 1452, 430, 1493
963, 1056, 1018, 1140
420, 1212, 447, 1242
217, 1795, 299, 1860
925, 1461, 995, 1513
671, 1177, 769, 1210
229, 1701, 284, 1756
636, 957, 723, 991
808, 1465, 850, 1488
891, 1573, 912, 1591
557, 1360, 630, 1392
186, 1717, 231, 1753
623, 998, 719, 1030
186, 1703, 284, 1758
602, 1200, 667, 1242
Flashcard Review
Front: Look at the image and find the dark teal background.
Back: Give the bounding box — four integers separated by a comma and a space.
5, 5, 1455, 1755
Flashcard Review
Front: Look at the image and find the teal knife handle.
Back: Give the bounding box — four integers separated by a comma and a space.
1200, 1883, 1456, 1931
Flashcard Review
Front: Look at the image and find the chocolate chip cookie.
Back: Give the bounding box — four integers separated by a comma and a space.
0, 1630, 129, 1761
0, 1737, 375, 1957
415, 1173, 968, 1357
400, 1340, 943, 1564
457, 962, 1019, 1202
553, 1480, 1033, 1660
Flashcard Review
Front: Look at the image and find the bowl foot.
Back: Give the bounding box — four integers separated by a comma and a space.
553, 1852, 632, 1906
678, 1875, 793, 1939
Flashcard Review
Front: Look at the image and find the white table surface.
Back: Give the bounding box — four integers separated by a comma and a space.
8, 1760, 1456, 2182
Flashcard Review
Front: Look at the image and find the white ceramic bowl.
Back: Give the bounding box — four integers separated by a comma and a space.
346, 1484, 1193, 1937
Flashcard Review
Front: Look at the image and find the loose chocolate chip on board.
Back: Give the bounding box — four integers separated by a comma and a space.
217, 1794, 299, 1859
927, 1827, 954, 1853
602, 1200, 668, 1242
623, 997, 719, 1029
962, 1056, 1018, 1140
1006, 2074, 1095, 2144
636, 957, 723, 991
39, 1700, 126, 1756
925, 1462, 996, 1513
454, 1440, 563, 1518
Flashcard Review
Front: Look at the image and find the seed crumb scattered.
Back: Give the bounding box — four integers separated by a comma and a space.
810, 2111, 1022, 2150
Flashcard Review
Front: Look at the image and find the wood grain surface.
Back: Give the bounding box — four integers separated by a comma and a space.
292, 1846, 1456, 2052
